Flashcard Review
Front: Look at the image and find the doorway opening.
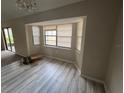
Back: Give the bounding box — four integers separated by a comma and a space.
2, 28, 15, 52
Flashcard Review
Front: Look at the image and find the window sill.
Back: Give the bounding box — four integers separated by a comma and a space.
43, 45, 72, 50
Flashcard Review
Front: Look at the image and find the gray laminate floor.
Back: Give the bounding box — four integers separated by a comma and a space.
1, 57, 105, 93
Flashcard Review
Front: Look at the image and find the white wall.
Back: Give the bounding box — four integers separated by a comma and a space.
105, 7, 122, 93
1, 0, 121, 80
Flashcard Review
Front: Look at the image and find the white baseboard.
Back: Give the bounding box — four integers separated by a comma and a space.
81, 74, 109, 93
81, 74, 104, 84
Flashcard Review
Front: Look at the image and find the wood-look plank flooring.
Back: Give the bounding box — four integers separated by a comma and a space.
1, 57, 105, 93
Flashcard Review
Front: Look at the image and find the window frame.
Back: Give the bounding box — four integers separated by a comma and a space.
43, 24, 72, 49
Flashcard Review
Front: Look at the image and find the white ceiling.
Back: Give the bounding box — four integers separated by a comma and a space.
2, 0, 84, 21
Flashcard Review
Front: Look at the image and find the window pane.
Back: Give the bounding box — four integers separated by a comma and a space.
8, 28, 15, 52
57, 36, 71, 43
46, 36, 56, 41
32, 26, 40, 36
32, 26, 40, 45
57, 24, 72, 36
45, 36, 56, 45
57, 24, 72, 47
58, 42, 71, 47
44, 29, 57, 46
4, 29, 11, 50
8, 28, 14, 44
33, 36, 40, 45
45, 30, 56, 35
46, 40, 56, 45
58, 36, 71, 47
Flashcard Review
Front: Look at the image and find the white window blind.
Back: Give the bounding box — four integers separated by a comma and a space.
32, 26, 40, 45
57, 24, 72, 47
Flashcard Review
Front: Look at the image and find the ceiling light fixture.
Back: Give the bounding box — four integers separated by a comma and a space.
16, 0, 37, 12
